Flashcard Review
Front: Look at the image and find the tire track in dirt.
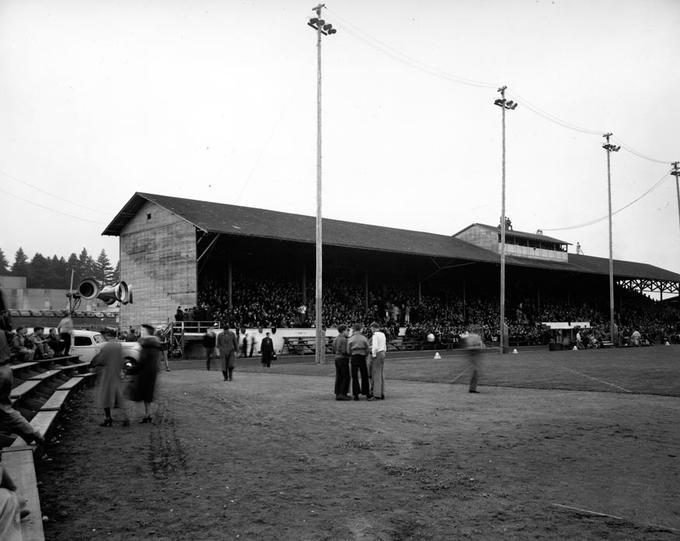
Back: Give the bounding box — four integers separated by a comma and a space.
149, 404, 188, 480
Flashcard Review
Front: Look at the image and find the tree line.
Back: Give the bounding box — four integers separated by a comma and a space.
0, 247, 120, 289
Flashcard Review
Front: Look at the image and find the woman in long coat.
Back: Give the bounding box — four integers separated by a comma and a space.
92, 330, 129, 426
131, 324, 161, 423
217, 327, 239, 381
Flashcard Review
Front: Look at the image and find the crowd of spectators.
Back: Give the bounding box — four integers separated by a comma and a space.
191, 274, 679, 346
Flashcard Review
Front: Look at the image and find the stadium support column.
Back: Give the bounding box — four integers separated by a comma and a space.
494, 87, 518, 354
364, 272, 368, 313
302, 264, 307, 306
602, 134, 620, 344
307, 5, 336, 364
228, 260, 232, 310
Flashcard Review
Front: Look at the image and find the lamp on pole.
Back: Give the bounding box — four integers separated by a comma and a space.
493, 86, 517, 355
307, 4, 336, 364
602, 133, 620, 345
671, 162, 680, 236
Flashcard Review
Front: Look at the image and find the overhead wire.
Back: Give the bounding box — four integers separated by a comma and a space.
0, 167, 104, 213
329, 8, 676, 164
541, 172, 671, 232
0, 186, 106, 225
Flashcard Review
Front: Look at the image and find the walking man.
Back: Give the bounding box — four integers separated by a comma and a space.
203, 323, 218, 371
348, 323, 371, 401
260, 331, 275, 368
369, 322, 386, 400
333, 325, 351, 400
462, 328, 483, 393
217, 326, 239, 381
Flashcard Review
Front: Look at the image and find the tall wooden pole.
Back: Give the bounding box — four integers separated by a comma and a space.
499, 88, 507, 355
314, 3, 324, 364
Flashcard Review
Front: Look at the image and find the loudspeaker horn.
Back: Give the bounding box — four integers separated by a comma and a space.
77, 279, 132, 305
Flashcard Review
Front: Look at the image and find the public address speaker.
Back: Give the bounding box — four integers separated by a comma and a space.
78, 278, 133, 305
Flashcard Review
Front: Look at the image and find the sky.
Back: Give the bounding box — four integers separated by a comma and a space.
1, 0, 679, 281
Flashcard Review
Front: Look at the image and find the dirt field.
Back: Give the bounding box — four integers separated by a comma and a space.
37, 346, 680, 540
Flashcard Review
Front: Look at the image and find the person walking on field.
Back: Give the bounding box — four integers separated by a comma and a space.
462, 328, 483, 393
131, 324, 161, 423
369, 322, 386, 400
92, 329, 130, 427
203, 323, 218, 371
348, 324, 371, 401
260, 331, 275, 368
217, 326, 239, 381
333, 325, 351, 400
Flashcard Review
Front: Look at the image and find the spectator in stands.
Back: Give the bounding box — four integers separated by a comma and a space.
0, 462, 27, 540
47, 328, 64, 357
125, 327, 138, 342
29, 327, 52, 360
369, 322, 386, 400
92, 329, 130, 427
348, 324, 371, 401
58, 315, 74, 356
333, 325, 351, 400
260, 331, 275, 368
217, 326, 239, 381
129, 324, 161, 424
203, 323, 218, 371
631, 329, 641, 346
10, 327, 34, 363
174, 307, 184, 322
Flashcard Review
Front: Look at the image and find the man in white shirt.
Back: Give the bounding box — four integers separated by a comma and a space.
369, 322, 386, 400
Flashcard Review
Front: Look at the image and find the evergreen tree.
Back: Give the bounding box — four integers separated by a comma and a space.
28, 253, 50, 288
77, 248, 96, 281
112, 260, 120, 283
95, 249, 114, 284
11, 247, 29, 277
0, 248, 9, 274
48, 256, 69, 289
66, 253, 79, 286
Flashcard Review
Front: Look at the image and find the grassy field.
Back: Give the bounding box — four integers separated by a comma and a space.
37, 345, 680, 540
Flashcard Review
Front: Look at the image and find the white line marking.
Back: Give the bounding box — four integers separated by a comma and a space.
449, 368, 469, 384
560, 366, 632, 393
552, 503, 680, 534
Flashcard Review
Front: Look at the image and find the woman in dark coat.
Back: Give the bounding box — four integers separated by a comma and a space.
131, 324, 161, 423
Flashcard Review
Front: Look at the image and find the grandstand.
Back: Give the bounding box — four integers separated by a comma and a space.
103, 193, 680, 348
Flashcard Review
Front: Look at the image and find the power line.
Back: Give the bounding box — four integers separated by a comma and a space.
610, 136, 673, 165
327, 8, 499, 89
542, 172, 670, 232
329, 8, 673, 165
0, 186, 106, 225
0, 167, 104, 213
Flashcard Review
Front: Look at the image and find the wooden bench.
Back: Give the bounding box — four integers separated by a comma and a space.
10, 380, 43, 401
27, 369, 64, 381
39, 390, 72, 412
10, 361, 38, 373
1, 447, 45, 541
56, 373, 94, 391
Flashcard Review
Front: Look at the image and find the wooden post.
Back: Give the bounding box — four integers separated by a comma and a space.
228, 260, 233, 310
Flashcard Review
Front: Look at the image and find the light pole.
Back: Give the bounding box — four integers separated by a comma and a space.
672, 162, 680, 237
307, 5, 336, 364
602, 133, 620, 344
493, 86, 517, 355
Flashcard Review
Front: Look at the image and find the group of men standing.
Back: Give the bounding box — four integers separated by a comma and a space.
203, 325, 276, 381
333, 322, 386, 401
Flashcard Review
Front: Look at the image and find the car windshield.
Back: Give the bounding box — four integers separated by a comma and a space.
93, 334, 105, 344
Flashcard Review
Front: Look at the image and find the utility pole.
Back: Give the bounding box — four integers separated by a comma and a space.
671, 162, 680, 236
602, 133, 620, 345
307, 5, 336, 364
493, 86, 517, 354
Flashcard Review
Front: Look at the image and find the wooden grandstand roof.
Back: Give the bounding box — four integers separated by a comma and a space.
103, 192, 680, 284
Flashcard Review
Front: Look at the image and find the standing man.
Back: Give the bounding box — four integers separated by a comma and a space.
217, 326, 239, 381
348, 324, 371, 401
203, 323, 218, 371
333, 325, 351, 400
369, 322, 386, 400
260, 331, 275, 368
58, 315, 74, 357
462, 328, 483, 393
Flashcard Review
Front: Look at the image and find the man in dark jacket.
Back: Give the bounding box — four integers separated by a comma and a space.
217, 327, 239, 381
333, 325, 351, 400
347, 324, 371, 401
260, 331, 275, 368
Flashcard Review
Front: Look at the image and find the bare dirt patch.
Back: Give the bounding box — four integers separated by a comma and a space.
37, 348, 680, 540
